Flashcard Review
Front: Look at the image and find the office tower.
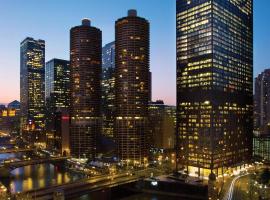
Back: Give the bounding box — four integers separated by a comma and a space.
54, 109, 70, 156
254, 69, 270, 136
253, 136, 270, 163
149, 101, 176, 150
102, 41, 115, 69
164, 105, 176, 149
102, 42, 116, 138
149, 101, 165, 149
45, 58, 70, 153
115, 10, 150, 165
20, 37, 45, 142
70, 19, 102, 159
176, 0, 253, 178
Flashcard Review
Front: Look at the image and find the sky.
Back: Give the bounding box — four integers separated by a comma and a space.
0, 0, 269, 105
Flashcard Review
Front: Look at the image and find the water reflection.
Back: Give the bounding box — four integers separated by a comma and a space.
4, 163, 84, 193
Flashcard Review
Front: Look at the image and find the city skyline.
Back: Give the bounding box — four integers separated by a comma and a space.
0, 0, 270, 105
1, 1, 270, 199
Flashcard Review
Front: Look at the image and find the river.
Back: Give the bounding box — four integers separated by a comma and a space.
0, 153, 84, 194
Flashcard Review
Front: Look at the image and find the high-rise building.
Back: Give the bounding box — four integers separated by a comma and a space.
45, 59, 70, 110
253, 136, 270, 163
164, 105, 176, 149
254, 69, 270, 136
149, 72, 152, 101
149, 101, 165, 149
70, 19, 102, 159
176, 0, 253, 178
53, 109, 70, 156
115, 10, 150, 165
20, 37, 45, 142
102, 41, 115, 69
102, 42, 115, 138
149, 101, 176, 150
45, 58, 70, 153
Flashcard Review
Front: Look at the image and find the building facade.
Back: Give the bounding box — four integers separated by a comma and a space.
149, 101, 176, 150
253, 136, 270, 164
102, 42, 116, 138
70, 19, 102, 159
254, 69, 270, 136
0, 102, 20, 134
102, 41, 115, 69
176, 0, 253, 178
8, 100, 20, 110
115, 10, 150, 165
164, 105, 176, 149
20, 37, 45, 142
45, 58, 70, 154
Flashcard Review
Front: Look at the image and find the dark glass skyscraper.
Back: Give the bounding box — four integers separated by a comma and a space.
70, 19, 102, 159
149, 101, 176, 150
45, 58, 70, 153
115, 10, 150, 165
102, 41, 115, 69
254, 69, 270, 136
45, 59, 70, 109
102, 42, 115, 138
176, 0, 253, 178
20, 37, 45, 142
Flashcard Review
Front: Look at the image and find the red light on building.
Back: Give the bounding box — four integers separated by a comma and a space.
62, 116, 69, 121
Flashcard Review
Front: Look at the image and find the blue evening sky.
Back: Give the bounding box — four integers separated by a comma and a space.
0, 0, 269, 105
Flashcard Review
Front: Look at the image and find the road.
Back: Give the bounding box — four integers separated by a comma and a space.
0, 131, 9, 137
20, 168, 162, 199
222, 173, 255, 200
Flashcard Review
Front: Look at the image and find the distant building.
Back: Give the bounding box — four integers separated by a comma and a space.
54, 109, 70, 156
149, 72, 152, 101
149, 101, 165, 149
20, 37, 45, 143
164, 105, 176, 149
0, 101, 20, 134
254, 69, 270, 136
102, 41, 115, 69
115, 10, 150, 165
149, 101, 176, 150
0, 105, 5, 110
70, 19, 102, 159
45, 58, 70, 154
8, 100, 20, 110
102, 42, 115, 138
176, 0, 253, 178
253, 136, 270, 163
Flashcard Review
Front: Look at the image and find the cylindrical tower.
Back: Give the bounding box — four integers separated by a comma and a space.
115, 10, 150, 165
70, 19, 102, 159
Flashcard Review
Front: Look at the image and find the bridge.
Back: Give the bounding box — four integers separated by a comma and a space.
0, 148, 34, 154
21, 168, 161, 200
0, 157, 69, 177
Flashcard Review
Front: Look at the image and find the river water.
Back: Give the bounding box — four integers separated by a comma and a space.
0, 153, 84, 194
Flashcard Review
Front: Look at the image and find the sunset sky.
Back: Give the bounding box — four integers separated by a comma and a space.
0, 0, 269, 105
